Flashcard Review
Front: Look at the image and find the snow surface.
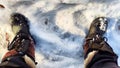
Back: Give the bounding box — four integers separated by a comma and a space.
0, 0, 120, 68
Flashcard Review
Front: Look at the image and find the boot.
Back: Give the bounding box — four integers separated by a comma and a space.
8, 13, 31, 51
84, 17, 115, 55
84, 17, 117, 68
0, 13, 36, 68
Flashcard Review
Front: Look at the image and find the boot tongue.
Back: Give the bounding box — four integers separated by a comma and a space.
12, 25, 21, 34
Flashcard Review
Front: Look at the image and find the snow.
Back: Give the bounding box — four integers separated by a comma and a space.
0, 0, 120, 68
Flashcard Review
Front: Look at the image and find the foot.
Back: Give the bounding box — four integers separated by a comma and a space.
8, 13, 30, 50
84, 17, 108, 55
84, 17, 114, 54
84, 17, 116, 68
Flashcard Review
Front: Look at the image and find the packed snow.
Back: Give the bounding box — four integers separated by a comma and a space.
0, 0, 120, 68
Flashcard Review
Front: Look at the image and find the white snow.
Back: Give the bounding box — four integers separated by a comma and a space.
0, 0, 120, 68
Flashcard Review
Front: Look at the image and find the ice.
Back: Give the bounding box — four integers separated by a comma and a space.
0, 0, 120, 68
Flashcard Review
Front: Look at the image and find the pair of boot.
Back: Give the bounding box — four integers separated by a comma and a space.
0, 13, 117, 68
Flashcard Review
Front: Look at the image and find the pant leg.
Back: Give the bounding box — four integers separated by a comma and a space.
84, 40, 120, 68
87, 51, 119, 68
